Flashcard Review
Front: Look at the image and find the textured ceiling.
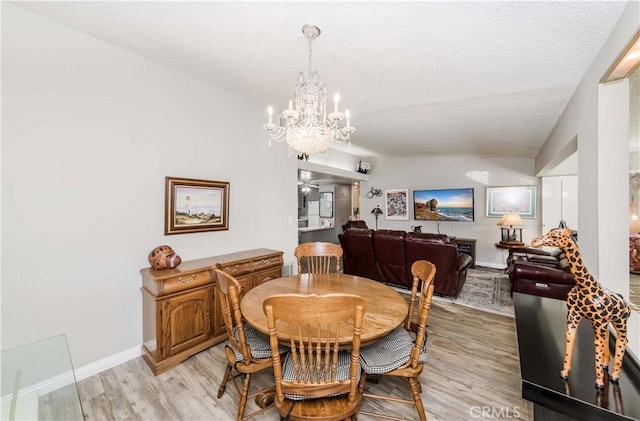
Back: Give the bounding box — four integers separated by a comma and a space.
12, 1, 629, 158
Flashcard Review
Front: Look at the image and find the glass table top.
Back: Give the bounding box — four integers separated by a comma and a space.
1, 335, 84, 420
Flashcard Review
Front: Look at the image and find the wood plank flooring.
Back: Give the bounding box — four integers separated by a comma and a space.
77, 300, 532, 420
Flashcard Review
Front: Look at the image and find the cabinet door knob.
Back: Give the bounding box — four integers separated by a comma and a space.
205, 312, 210, 320
179, 276, 185, 283
190, 274, 196, 282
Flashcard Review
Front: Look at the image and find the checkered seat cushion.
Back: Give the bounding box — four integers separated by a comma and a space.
281, 350, 359, 400
230, 326, 286, 361
359, 326, 427, 374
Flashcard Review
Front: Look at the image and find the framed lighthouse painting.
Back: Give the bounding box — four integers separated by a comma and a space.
165, 177, 229, 235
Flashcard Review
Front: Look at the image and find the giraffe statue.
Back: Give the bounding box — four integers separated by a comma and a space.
531, 226, 631, 390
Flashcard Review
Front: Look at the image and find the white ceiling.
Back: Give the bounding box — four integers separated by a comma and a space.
12, 1, 629, 159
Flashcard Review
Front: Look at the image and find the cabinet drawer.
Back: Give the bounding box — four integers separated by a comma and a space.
157, 270, 212, 296
220, 262, 252, 276
252, 255, 283, 272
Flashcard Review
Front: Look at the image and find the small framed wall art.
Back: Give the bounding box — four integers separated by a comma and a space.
319, 192, 334, 218
486, 185, 537, 218
385, 188, 409, 220
165, 177, 229, 235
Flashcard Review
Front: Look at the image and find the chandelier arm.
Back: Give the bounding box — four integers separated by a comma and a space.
266, 126, 288, 144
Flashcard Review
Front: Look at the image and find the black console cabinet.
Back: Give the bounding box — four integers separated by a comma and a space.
513, 293, 640, 421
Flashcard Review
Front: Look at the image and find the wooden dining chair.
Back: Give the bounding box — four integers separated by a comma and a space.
263, 293, 367, 421
214, 266, 286, 421
358, 260, 436, 421
294, 242, 343, 274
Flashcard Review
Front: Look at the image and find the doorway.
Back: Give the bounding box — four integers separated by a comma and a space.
297, 169, 364, 245
600, 29, 640, 311
628, 67, 639, 310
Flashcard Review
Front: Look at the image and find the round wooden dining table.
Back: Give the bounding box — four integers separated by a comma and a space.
240, 273, 409, 346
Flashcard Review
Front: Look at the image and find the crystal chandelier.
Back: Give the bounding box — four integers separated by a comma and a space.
263, 25, 355, 156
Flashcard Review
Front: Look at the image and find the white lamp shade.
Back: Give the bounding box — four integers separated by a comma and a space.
499, 212, 523, 227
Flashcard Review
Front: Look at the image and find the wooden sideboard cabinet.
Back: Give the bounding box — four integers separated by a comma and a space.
213, 253, 283, 338
140, 248, 283, 375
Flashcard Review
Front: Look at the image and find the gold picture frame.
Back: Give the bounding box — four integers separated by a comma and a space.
165, 177, 229, 235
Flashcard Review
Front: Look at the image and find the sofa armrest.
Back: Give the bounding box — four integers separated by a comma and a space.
524, 254, 566, 266
509, 246, 563, 258
457, 253, 473, 271
405, 232, 451, 244
510, 263, 574, 286
507, 246, 565, 268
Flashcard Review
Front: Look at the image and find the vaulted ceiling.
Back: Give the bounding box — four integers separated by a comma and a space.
13, 1, 629, 158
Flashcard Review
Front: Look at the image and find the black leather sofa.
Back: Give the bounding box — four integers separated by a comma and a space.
338, 228, 473, 297
506, 246, 575, 300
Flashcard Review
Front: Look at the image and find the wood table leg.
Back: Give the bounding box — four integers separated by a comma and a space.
254, 387, 275, 408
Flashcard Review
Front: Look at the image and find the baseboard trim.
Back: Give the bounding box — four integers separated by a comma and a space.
74, 345, 141, 382
475, 261, 505, 270
0, 345, 141, 405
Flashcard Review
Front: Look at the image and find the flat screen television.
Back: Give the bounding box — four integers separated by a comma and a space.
413, 188, 474, 222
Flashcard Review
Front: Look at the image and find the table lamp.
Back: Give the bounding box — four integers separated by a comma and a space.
371, 205, 383, 230
498, 211, 524, 245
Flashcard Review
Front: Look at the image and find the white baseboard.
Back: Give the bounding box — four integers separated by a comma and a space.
0, 345, 141, 407
474, 261, 506, 270
74, 345, 141, 382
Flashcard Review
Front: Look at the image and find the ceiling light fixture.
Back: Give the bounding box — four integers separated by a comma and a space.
263, 25, 355, 156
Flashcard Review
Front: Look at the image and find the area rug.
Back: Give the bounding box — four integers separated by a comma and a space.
433, 267, 514, 317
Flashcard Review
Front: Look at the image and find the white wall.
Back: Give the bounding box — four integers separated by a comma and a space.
361, 155, 538, 268
598, 81, 630, 297
541, 175, 578, 233
535, 0, 639, 362
307, 148, 363, 173
1, 4, 298, 370
536, 1, 639, 276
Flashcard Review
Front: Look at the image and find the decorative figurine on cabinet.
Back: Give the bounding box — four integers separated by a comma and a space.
531, 227, 631, 390
148, 245, 182, 270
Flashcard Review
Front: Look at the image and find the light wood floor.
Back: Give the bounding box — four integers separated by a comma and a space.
77, 300, 532, 421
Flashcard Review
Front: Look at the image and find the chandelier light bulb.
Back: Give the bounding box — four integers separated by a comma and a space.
267, 106, 273, 124
334, 93, 340, 113
345, 110, 351, 128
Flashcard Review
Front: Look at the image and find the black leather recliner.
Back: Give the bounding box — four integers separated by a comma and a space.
405, 232, 472, 298
337, 228, 380, 281
373, 230, 410, 288
506, 247, 575, 300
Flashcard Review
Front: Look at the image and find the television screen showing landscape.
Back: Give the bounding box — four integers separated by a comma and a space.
413, 188, 474, 222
